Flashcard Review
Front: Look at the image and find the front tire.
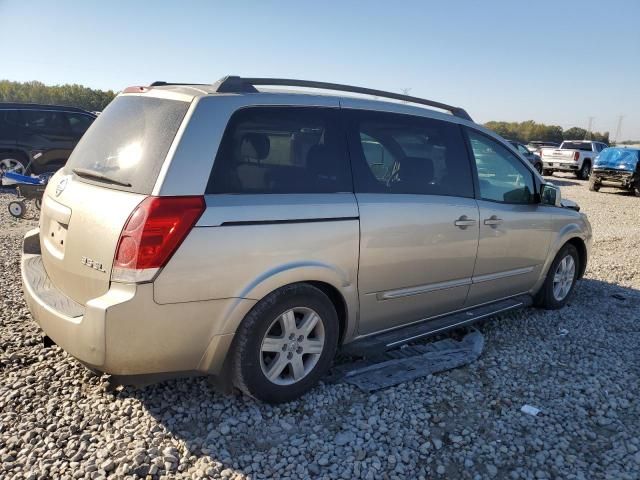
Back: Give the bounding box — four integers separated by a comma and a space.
588, 176, 601, 192
542, 169, 553, 176
231, 283, 339, 403
534, 244, 580, 310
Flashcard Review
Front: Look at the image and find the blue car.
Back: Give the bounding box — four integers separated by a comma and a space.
590, 147, 640, 196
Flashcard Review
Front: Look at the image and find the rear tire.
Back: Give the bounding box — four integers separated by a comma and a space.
578, 161, 591, 180
0, 154, 28, 175
231, 283, 339, 403
534, 244, 580, 310
588, 176, 600, 192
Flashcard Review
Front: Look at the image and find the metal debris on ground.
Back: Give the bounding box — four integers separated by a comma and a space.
330, 330, 484, 392
520, 404, 542, 416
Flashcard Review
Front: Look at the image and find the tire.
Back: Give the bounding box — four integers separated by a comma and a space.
534, 244, 580, 310
0, 154, 28, 175
8, 201, 26, 218
231, 283, 339, 403
534, 163, 543, 174
578, 161, 591, 180
542, 169, 553, 176
588, 176, 600, 192
35, 198, 42, 210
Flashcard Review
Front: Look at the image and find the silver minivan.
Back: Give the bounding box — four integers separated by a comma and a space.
21, 77, 592, 403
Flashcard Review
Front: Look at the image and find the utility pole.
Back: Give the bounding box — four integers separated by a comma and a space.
613, 115, 624, 144
585, 117, 594, 140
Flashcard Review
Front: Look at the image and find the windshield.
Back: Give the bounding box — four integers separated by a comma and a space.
66, 95, 190, 193
561, 142, 593, 151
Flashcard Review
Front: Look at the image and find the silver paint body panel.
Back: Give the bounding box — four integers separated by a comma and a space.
21, 86, 593, 378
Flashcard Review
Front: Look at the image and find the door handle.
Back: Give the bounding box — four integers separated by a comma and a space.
484, 215, 503, 226
454, 215, 477, 229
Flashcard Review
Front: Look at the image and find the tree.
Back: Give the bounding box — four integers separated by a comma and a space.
484, 120, 609, 144
563, 127, 587, 140
0, 80, 116, 111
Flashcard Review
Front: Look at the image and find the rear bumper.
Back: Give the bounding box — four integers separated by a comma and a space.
543, 161, 579, 171
21, 228, 255, 379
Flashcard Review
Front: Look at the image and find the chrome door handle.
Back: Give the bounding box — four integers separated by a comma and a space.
454, 215, 477, 229
484, 215, 503, 226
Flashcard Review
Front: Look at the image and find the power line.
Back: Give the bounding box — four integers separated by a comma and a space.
613, 115, 624, 143
585, 117, 594, 140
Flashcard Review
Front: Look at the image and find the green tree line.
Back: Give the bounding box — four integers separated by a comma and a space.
0, 80, 618, 145
484, 120, 610, 144
0, 80, 116, 112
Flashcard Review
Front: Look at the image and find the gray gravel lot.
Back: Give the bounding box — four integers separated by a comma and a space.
1, 174, 639, 480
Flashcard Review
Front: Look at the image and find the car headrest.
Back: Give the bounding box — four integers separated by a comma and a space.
239, 132, 270, 160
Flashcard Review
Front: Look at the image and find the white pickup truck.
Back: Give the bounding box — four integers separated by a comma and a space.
541, 140, 608, 179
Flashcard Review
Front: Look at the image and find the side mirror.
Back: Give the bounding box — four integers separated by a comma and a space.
540, 183, 561, 207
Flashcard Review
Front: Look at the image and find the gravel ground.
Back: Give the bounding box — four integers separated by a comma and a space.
1, 175, 639, 480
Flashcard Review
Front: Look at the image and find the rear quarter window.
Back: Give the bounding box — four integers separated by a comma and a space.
66, 95, 190, 194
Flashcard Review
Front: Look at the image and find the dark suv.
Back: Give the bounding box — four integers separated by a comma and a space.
0, 103, 96, 175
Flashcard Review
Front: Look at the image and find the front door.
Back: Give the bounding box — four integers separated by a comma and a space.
343, 107, 480, 335
465, 129, 552, 305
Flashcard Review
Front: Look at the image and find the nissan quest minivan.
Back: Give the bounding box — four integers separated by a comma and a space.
21, 76, 592, 403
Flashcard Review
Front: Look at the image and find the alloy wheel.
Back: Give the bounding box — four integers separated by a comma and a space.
0, 158, 26, 175
552, 255, 576, 301
260, 307, 325, 385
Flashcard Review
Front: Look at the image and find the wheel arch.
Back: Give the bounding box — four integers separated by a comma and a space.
566, 237, 587, 279
532, 224, 590, 295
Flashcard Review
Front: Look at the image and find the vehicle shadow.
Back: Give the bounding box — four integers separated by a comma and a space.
594, 188, 637, 197
111, 277, 640, 477
544, 176, 582, 187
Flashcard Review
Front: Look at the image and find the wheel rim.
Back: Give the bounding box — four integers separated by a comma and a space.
552, 255, 576, 301
9, 203, 23, 216
260, 307, 325, 386
0, 158, 26, 175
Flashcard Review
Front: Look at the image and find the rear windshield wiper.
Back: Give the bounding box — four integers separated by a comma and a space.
72, 168, 132, 187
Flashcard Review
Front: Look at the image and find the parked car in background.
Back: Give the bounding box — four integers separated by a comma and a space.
540, 140, 608, 179
527, 141, 560, 158
21, 76, 592, 403
589, 147, 640, 196
0, 103, 96, 175
508, 140, 543, 173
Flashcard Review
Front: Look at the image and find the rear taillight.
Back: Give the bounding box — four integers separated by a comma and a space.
574, 151, 580, 161
112, 196, 205, 283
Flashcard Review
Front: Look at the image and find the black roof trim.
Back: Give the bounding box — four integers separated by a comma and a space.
211, 75, 473, 121
149, 81, 209, 87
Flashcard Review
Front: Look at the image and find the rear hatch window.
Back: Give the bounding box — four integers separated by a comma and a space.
561, 142, 593, 151
65, 95, 191, 194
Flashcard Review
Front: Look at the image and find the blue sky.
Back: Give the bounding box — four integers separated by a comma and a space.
1, 0, 639, 139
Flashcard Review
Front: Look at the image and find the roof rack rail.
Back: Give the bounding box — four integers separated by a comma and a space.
149, 81, 209, 87
211, 76, 473, 121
